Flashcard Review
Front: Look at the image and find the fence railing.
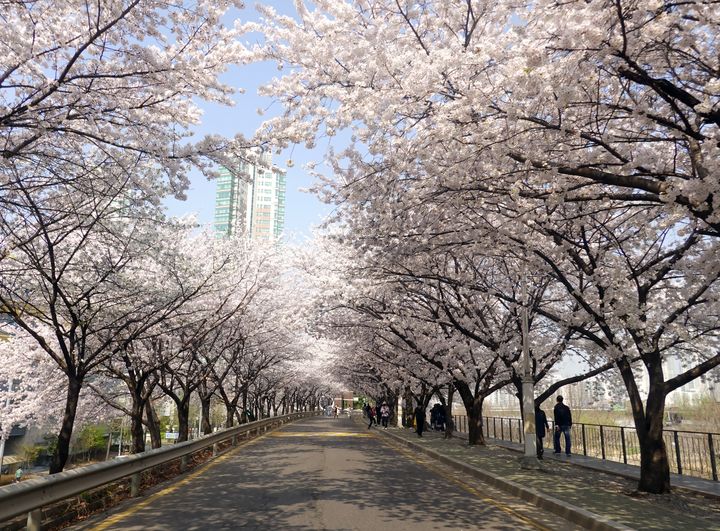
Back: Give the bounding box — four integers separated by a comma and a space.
452, 415, 719, 482
0, 411, 317, 528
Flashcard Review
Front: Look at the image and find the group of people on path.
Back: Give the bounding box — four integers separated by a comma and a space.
363, 402, 391, 429
535, 395, 573, 459
361, 394, 573, 459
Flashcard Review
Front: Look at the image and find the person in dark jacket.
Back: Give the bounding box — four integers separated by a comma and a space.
535, 406, 549, 459
553, 395, 572, 455
364, 404, 376, 428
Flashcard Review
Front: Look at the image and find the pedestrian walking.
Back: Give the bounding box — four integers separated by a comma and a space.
375, 403, 382, 425
365, 404, 376, 428
553, 395, 572, 455
14, 467, 23, 483
436, 405, 446, 432
535, 406, 549, 459
380, 402, 390, 429
414, 405, 425, 437
333, 405, 339, 419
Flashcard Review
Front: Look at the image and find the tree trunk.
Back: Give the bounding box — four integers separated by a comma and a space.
50, 375, 83, 474
225, 402, 237, 428
241, 389, 249, 423
467, 395, 486, 445
455, 380, 486, 446
443, 383, 455, 439
402, 387, 414, 427
145, 401, 162, 449
618, 356, 671, 493
201, 395, 212, 435
177, 402, 190, 442
130, 396, 146, 454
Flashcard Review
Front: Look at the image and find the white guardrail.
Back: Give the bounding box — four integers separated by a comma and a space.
0, 412, 317, 527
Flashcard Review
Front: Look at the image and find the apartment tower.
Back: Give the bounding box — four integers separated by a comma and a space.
214, 150, 286, 241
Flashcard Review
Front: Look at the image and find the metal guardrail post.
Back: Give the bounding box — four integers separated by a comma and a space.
493, 417, 497, 438
485, 417, 489, 436
581, 424, 587, 456
500, 418, 504, 441
180, 455, 188, 472
709, 434, 718, 481
518, 419, 523, 443
599, 425, 606, 460
27, 509, 42, 531
673, 430, 682, 475
130, 473, 140, 497
621, 427, 627, 464
212, 443, 218, 457
509, 418, 513, 442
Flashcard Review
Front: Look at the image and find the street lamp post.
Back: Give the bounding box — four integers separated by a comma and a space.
520, 278, 541, 469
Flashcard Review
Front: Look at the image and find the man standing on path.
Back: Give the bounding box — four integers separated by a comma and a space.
553, 396, 572, 455
535, 406, 549, 459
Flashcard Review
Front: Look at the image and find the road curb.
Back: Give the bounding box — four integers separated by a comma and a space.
377, 428, 634, 531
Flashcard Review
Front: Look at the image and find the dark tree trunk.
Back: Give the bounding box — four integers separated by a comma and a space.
455, 381, 486, 446
145, 401, 162, 449
201, 395, 212, 435
403, 387, 413, 427
241, 389, 249, 423
50, 375, 83, 474
130, 396, 146, 454
177, 402, 190, 442
467, 396, 486, 446
618, 356, 671, 493
225, 402, 237, 428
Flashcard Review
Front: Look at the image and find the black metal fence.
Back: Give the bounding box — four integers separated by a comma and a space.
452, 415, 719, 482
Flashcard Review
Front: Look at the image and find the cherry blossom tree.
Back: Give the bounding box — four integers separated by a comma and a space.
1, 0, 251, 211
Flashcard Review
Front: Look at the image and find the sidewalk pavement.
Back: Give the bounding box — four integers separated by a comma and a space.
482, 433, 720, 500
371, 423, 720, 531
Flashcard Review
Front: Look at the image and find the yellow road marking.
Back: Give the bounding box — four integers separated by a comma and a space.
269, 431, 373, 438
91, 435, 266, 531
375, 435, 551, 531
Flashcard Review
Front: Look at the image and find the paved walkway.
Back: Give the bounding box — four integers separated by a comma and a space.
74, 417, 580, 531
482, 433, 720, 500
372, 423, 720, 531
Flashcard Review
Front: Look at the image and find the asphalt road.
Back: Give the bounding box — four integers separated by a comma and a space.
81, 416, 577, 531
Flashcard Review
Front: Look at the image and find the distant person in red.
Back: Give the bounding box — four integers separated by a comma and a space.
364, 404, 376, 428
553, 396, 572, 456
333, 406, 338, 419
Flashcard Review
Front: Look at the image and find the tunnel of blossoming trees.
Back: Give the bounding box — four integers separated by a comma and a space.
1, 1, 718, 498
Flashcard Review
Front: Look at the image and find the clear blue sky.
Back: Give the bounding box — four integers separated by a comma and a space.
165, 2, 335, 242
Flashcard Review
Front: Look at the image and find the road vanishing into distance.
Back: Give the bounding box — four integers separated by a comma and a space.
77, 416, 579, 531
